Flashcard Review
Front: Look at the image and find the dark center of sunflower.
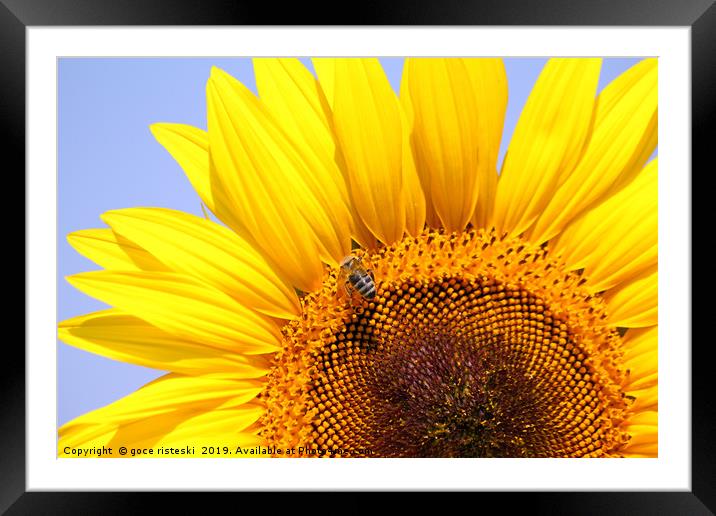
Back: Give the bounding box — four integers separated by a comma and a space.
367, 329, 537, 458
259, 230, 629, 458
308, 277, 603, 458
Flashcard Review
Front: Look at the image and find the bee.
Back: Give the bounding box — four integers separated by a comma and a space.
339, 255, 376, 300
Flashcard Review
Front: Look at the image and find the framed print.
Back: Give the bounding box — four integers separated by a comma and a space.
10, 0, 710, 512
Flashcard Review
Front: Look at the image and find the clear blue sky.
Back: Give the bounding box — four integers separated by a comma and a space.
58, 57, 652, 426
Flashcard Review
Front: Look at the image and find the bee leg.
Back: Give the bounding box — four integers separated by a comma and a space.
344, 279, 355, 308
344, 279, 355, 296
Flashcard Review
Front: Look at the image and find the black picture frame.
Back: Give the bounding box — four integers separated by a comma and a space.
8, 0, 710, 513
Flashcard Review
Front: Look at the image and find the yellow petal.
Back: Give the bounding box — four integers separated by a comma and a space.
312, 58, 336, 108
147, 409, 264, 450
150, 123, 214, 212
58, 309, 270, 377
623, 426, 658, 446
207, 67, 352, 291
399, 101, 426, 237
66, 270, 281, 354
530, 59, 658, 244
150, 123, 250, 235
620, 411, 658, 456
622, 326, 658, 362
59, 373, 264, 455
254, 58, 376, 249
312, 57, 380, 243
626, 385, 658, 412
621, 327, 659, 389
466, 59, 507, 229
67, 229, 168, 271
399, 62, 413, 125
621, 425, 658, 456
400, 63, 440, 230
313, 56, 383, 244
405, 58, 506, 231
493, 58, 602, 237
622, 410, 657, 428
331, 58, 407, 245
254, 58, 336, 171
621, 326, 658, 391
603, 265, 658, 328
64, 374, 263, 427
552, 159, 657, 293
102, 207, 300, 319
402, 133, 427, 237
621, 445, 657, 456
625, 371, 658, 391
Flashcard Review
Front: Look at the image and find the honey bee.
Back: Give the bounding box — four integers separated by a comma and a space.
339, 255, 376, 300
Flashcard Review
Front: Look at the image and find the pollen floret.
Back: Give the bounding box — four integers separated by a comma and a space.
259, 229, 631, 457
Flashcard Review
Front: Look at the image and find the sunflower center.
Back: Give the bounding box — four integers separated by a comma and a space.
260, 229, 631, 457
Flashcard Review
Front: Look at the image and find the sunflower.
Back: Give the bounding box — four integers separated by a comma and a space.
58, 57, 657, 458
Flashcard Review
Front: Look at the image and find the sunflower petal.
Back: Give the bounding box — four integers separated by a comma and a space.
400, 63, 440, 230
623, 410, 657, 427
150, 122, 253, 236
619, 328, 658, 457
466, 59, 507, 229
493, 58, 602, 237
59, 373, 264, 455
626, 385, 658, 412
58, 309, 270, 377
254, 58, 376, 249
552, 159, 657, 293
331, 58, 407, 245
402, 133, 427, 237
530, 59, 658, 244
621, 425, 658, 456
66, 270, 281, 354
623, 426, 658, 446
254, 58, 336, 169
67, 229, 168, 271
312, 57, 380, 243
405, 58, 506, 231
623, 326, 658, 362
63, 373, 263, 427
148, 409, 264, 450
102, 207, 300, 319
312, 58, 336, 107
621, 445, 658, 456
620, 409, 658, 457
620, 410, 659, 458
603, 265, 657, 328
399, 101, 426, 237
150, 123, 214, 211
625, 372, 658, 391
621, 326, 658, 390
207, 67, 352, 291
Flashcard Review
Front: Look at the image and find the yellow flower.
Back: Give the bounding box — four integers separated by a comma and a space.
59, 57, 657, 458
